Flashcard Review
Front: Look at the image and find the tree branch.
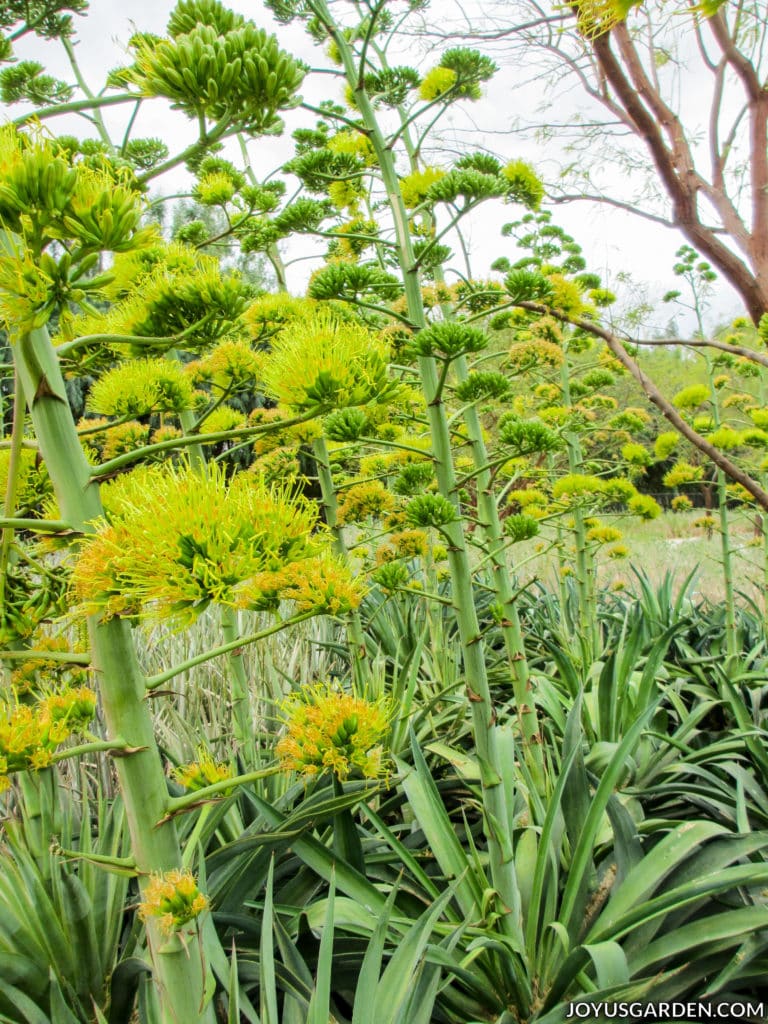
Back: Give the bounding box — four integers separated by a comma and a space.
591, 29, 765, 321
518, 302, 768, 510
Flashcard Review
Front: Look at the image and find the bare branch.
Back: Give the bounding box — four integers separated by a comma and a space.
630, 336, 768, 369
590, 29, 765, 321
519, 302, 768, 510
549, 192, 677, 229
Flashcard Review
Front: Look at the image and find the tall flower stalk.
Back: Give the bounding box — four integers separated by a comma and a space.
559, 359, 599, 660
395, 102, 544, 779
302, 0, 526, 934
705, 357, 738, 657
7, 317, 216, 1024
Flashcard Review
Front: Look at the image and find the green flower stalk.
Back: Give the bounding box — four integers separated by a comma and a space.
706, 359, 738, 658
559, 358, 599, 661
309, 1, 523, 939
5, 317, 216, 1024
368, 49, 546, 785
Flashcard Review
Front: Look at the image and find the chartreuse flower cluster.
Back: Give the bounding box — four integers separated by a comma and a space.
72, 463, 362, 625
60, 243, 252, 366
551, 473, 661, 519
276, 683, 391, 781
10, 634, 89, 698
186, 340, 265, 392
87, 358, 195, 417
138, 870, 208, 935
263, 313, 399, 411
173, 749, 233, 792
0, 125, 151, 333
0, 687, 98, 791
125, 0, 304, 135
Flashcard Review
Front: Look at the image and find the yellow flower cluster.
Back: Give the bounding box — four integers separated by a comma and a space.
138, 870, 208, 934
196, 405, 245, 435
186, 340, 265, 391
275, 554, 364, 617
671, 495, 693, 512
243, 294, 320, 340
83, 420, 150, 460
337, 481, 396, 525
399, 166, 446, 209
571, 0, 631, 39
506, 488, 549, 512
0, 686, 97, 791
586, 524, 623, 544
328, 179, 364, 211
390, 530, 429, 559
508, 339, 564, 373
173, 750, 233, 792
327, 131, 376, 166
419, 67, 458, 101
87, 358, 194, 418
663, 461, 704, 488
74, 464, 363, 625
263, 314, 395, 412
276, 684, 391, 781
10, 635, 88, 697
673, 385, 711, 411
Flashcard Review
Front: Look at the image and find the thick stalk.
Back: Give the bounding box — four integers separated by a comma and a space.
10, 322, 214, 1024
707, 359, 737, 657
560, 359, 597, 662
312, 436, 367, 687
453, 354, 544, 788
394, 86, 542, 782
0, 371, 25, 619
316, 6, 522, 935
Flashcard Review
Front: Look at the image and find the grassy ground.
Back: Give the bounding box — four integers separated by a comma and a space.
511, 508, 767, 606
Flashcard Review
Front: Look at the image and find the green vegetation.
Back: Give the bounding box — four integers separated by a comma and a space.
1, 1, 768, 1021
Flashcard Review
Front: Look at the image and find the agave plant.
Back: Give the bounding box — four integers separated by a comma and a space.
0, 775, 133, 1023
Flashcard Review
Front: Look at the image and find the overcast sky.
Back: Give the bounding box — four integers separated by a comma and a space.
7, 0, 747, 334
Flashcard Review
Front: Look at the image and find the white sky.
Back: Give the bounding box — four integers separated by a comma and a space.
6, 0, 747, 334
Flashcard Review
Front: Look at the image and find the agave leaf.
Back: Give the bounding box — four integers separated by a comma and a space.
361, 805, 443, 902
48, 973, 80, 1024
593, 820, 726, 936
260, 858, 279, 1024
525, 742, 580, 963
351, 885, 399, 1024
397, 734, 486, 919
701, 930, 768, 995
591, 862, 768, 946
424, 741, 480, 780
373, 884, 455, 1024
557, 703, 656, 940
0, 978, 51, 1024
306, 872, 335, 1024
634, 906, 768, 973
107, 958, 151, 1024
605, 795, 643, 885
244, 793, 387, 914
226, 944, 240, 1024
273, 914, 314, 1012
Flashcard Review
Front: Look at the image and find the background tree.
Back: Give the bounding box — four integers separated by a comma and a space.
416, 0, 768, 324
